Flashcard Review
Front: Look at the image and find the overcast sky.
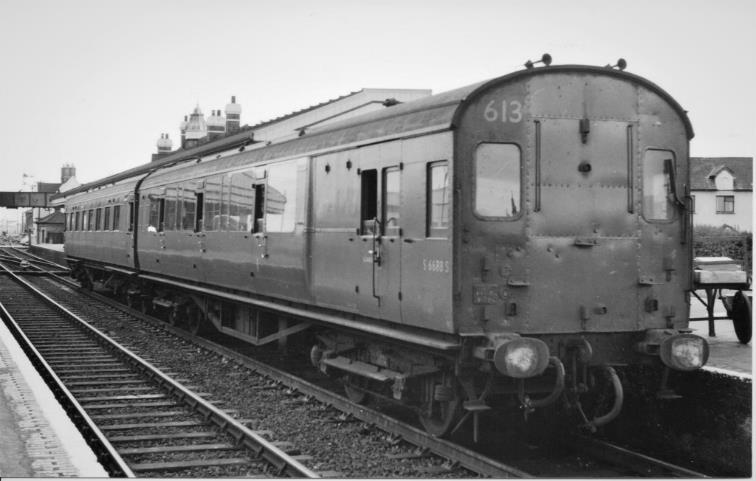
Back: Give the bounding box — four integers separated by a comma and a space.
0, 0, 754, 227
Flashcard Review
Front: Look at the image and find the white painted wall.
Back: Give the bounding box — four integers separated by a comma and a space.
692, 190, 752, 231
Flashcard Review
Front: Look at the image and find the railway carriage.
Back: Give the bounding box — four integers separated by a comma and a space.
63, 59, 709, 437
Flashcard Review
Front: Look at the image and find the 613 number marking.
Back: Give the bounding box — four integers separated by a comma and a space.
484, 99, 523, 123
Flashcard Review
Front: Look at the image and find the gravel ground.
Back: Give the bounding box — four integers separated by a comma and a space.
601, 365, 751, 477
30, 278, 478, 478
31, 276, 751, 477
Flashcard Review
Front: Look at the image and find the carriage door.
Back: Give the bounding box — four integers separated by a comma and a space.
531, 118, 637, 332
254, 158, 309, 295
357, 143, 402, 322
637, 149, 688, 328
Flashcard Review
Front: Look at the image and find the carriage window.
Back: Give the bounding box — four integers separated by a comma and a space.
195, 193, 204, 232
642, 149, 675, 221
360, 169, 378, 235
112, 205, 121, 231
87, 210, 94, 230
181, 187, 196, 231
427, 162, 450, 237
103, 207, 111, 230
128, 202, 135, 232
474, 143, 521, 218
229, 172, 255, 232
204, 176, 223, 231
266, 161, 299, 233
95, 208, 102, 231
148, 196, 160, 231
383, 167, 401, 236
164, 188, 178, 231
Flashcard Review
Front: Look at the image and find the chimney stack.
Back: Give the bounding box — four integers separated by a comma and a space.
61, 164, 76, 183
183, 105, 207, 149
179, 115, 189, 147
207, 109, 226, 141
225, 96, 241, 134
152, 133, 173, 161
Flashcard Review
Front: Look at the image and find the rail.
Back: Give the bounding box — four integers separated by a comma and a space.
0, 262, 320, 477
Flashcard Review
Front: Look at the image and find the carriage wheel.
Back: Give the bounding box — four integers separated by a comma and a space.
731, 291, 752, 344
139, 297, 152, 315
418, 380, 462, 437
167, 307, 181, 327
343, 376, 370, 404
186, 307, 204, 335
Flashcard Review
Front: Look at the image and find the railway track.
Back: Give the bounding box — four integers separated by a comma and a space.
1, 247, 712, 477
0, 262, 319, 478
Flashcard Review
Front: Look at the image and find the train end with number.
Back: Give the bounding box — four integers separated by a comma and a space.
60, 56, 708, 439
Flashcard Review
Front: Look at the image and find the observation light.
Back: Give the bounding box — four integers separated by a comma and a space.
493, 337, 550, 378
659, 334, 709, 371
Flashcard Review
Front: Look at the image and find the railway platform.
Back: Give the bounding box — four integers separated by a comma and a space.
27, 242, 67, 266
689, 290, 752, 377
0, 319, 107, 477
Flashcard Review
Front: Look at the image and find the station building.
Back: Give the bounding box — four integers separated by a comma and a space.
690, 157, 753, 232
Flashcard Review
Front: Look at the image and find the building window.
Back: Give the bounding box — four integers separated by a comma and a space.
716, 195, 735, 214
474, 143, 520, 219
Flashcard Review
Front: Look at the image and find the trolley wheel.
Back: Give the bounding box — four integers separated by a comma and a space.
418, 381, 462, 437
731, 291, 752, 344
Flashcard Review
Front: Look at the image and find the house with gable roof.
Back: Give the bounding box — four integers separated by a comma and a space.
690, 157, 753, 231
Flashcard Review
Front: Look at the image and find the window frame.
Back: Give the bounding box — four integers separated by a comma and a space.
716, 195, 735, 214
426, 160, 450, 238
472, 142, 522, 221
112, 205, 121, 231
360, 169, 379, 235
641, 148, 677, 223
95, 208, 102, 231
381, 166, 401, 237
